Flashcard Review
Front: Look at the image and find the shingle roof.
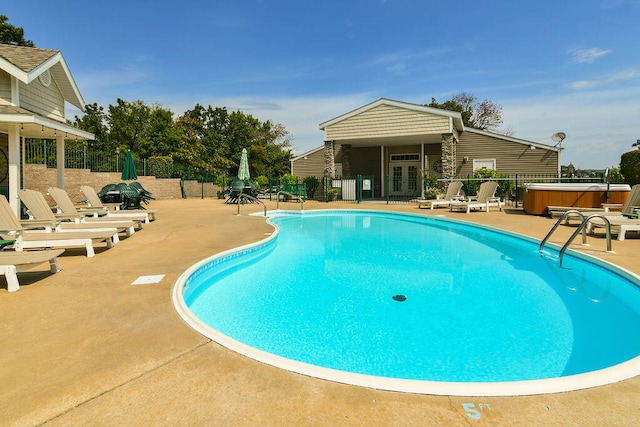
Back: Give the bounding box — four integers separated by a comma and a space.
0, 44, 84, 109
0, 44, 59, 73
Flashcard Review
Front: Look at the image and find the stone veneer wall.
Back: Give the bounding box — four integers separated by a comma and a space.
440, 133, 456, 181
24, 164, 184, 205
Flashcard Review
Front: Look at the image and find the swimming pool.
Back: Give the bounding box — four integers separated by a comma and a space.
173, 210, 640, 396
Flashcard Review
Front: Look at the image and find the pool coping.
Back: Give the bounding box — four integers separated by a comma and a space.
172, 208, 640, 397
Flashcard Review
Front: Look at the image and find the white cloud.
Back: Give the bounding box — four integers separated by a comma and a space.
501, 85, 640, 168
566, 80, 600, 90
569, 47, 612, 64
154, 93, 375, 156
566, 68, 640, 90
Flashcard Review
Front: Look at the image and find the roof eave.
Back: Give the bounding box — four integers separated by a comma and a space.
319, 98, 465, 131
463, 127, 560, 152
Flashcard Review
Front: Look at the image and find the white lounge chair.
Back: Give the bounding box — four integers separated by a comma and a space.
47, 187, 142, 232
80, 186, 157, 223
18, 189, 136, 239
0, 249, 64, 292
585, 184, 640, 240
0, 195, 117, 258
417, 181, 463, 210
449, 181, 503, 213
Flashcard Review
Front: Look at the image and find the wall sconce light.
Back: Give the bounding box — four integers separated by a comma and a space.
529, 144, 536, 150
41, 125, 44, 133
20, 123, 24, 131
53, 129, 57, 136
463, 156, 469, 163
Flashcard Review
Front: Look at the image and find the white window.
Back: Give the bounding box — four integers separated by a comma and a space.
472, 159, 496, 171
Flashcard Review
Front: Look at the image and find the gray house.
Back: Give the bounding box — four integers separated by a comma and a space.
0, 44, 94, 214
291, 98, 560, 198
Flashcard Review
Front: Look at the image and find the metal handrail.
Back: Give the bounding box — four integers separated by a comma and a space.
558, 214, 612, 267
539, 210, 587, 255
237, 193, 267, 217
540, 210, 613, 267
276, 190, 304, 210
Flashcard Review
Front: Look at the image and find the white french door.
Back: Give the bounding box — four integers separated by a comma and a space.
389, 162, 421, 197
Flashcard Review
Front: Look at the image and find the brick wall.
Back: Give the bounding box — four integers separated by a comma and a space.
24, 164, 183, 205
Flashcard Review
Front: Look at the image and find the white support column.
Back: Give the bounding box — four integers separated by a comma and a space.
7, 124, 21, 215
56, 134, 65, 189
380, 145, 385, 197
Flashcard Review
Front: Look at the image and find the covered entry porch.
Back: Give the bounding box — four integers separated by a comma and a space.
318, 99, 464, 198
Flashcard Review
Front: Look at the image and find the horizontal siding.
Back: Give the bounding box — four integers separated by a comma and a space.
292, 149, 325, 177
0, 71, 12, 103
457, 132, 558, 176
18, 78, 65, 122
325, 104, 450, 140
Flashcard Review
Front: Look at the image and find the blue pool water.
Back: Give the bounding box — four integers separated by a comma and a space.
178, 210, 640, 391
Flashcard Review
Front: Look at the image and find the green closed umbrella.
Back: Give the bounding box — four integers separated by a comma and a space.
121, 151, 138, 181
238, 148, 250, 181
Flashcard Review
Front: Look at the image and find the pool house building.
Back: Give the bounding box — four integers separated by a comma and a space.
291, 98, 560, 199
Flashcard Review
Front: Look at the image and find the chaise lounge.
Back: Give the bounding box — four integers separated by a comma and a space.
80, 186, 157, 223
449, 181, 503, 213
0, 249, 65, 292
18, 189, 136, 240
417, 181, 463, 210
47, 187, 142, 233
0, 195, 117, 258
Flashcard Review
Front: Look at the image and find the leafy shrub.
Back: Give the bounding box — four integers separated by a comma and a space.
280, 173, 299, 185
254, 175, 269, 189
148, 156, 173, 178
608, 166, 624, 184
620, 151, 640, 185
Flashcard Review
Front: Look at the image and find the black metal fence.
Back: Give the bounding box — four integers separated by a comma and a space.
24, 138, 211, 181
25, 139, 610, 205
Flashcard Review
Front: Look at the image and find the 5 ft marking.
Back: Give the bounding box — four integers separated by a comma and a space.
462, 403, 491, 420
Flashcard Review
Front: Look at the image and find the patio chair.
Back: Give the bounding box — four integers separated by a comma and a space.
587, 215, 640, 241
48, 187, 142, 234
80, 186, 157, 223
585, 184, 640, 240
129, 182, 155, 204
449, 181, 503, 213
417, 181, 463, 210
0, 195, 117, 258
47, 186, 109, 218
1, 248, 64, 292
18, 189, 136, 240
224, 179, 257, 204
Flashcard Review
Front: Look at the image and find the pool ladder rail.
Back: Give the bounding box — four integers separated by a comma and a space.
540, 209, 613, 268
236, 193, 267, 217
275, 190, 304, 210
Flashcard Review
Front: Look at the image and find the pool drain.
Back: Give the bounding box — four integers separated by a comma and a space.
392, 294, 407, 302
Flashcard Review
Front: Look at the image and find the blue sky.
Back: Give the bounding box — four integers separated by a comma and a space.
5, 0, 639, 168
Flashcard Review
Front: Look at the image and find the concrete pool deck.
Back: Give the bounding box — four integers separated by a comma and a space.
1, 198, 639, 426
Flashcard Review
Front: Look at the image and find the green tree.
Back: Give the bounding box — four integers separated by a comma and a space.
72, 103, 108, 149
175, 105, 292, 178
620, 150, 640, 185
142, 105, 181, 157
427, 92, 503, 131
0, 15, 34, 46
107, 99, 152, 154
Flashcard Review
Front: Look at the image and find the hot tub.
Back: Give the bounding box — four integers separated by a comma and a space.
522, 183, 631, 215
